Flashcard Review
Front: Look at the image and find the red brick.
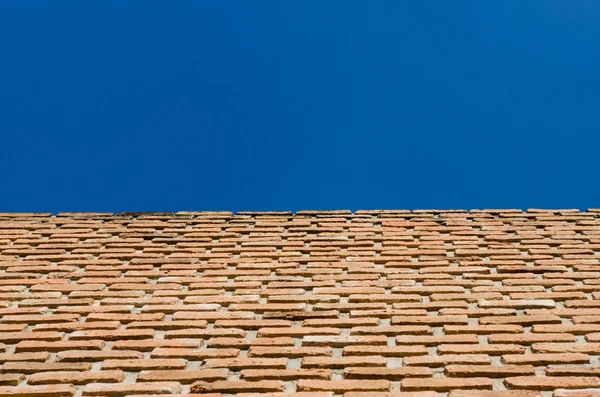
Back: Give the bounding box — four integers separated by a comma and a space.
501, 353, 589, 365
137, 369, 228, 383
190, 380, 284, 393
297, 379, 390, 392
448, 392, 541, 397
83, 382, 182, 396
402, 377, 493, 391
504, 376, 600, 390
0, 362, 91, 373
0, 385, 76, 397
445, 365, 536, 377
344, 367, 432, 379
303, 356, 386, 368
203, 357, 287, 369
0, 373, 25, 386
101, 358, 187, 370
241, 369, 332, 380
28, 370, 124, 385
15, 340, 104, 352
404, 354, 491, 366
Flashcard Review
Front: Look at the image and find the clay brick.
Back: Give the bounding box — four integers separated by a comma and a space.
303, 336, 387, 347
69, 329, 155, 340
344, 367, 432, 379
112, 339, 201, 351
56, 350, 143, 362
443, 325, 524, 334
531, 342, 600, 353
0, 385, 76, 396
401, 377, 493, 391
438, 344, 525, 354
504, 376, 600, 390
0, 352, 51, 362
0, 362, 91, 373
241, 369, 332, 380
345, 393, 437, 397
343, 346, 427, 357
83, 382, 182, 396
249, 346, 332, 358
0, 373, 25, 386
404, 354, 491, 366
502, 353, 589, 365
351, 326, 431, 336
445, 365, 536, 377
297, 379, 390, 392
257, 327, 340, 337
28, 370, 124, 385
137, 369, 228, 383
448, 392, 541, 397
396, 335, 479, 346
151, 347, 239, 360
203, 357, 287, 369
101, 358, 187, 370
303, 356, 386, 368
488, 333, 575, 344
190, 380, 284, 393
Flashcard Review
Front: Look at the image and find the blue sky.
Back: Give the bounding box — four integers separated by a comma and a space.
1, 1, 599, 212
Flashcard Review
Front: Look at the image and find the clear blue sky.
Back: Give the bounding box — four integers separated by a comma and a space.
1, 2, 599, 212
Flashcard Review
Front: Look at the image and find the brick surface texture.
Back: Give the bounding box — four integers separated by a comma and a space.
0, 209, 599, 397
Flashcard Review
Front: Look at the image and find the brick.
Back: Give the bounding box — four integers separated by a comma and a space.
0, 362, 92, 373
137, 369, 228, 383
396, 335, 478, 346
151, 347, 239, 359
344, 367, 432, 379
445, 364, 536, 377
0, 352, 51, 362
345, 393, 437, 397
0, 373, 25, 386
56, 350, 143, 362
241, 369, 332, 380
249, 346, 332, 358
297, 379, 390, 392
402, 377, 493, 391
303, 336, 387, 347
501, 353, 589, 365
15, 340, 104, 352
303, 356, 386, 368
404, 354, 491, 366
504, 376, 600, 390
448, 392, 541, 397
488, 333, 575, 344
102, 359, 187, 370
203, 357, 287, 369
343, 346, 427, 357
83, 382, 182, 396
531, 342, 600, 353
69, 329, 155, 340
190, 380, 284, 393
28, 370, 124, 385
0, 385, 76, 396
438, 344, 525, 354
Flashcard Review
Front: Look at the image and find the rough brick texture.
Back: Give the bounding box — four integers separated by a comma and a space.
0, 209, 600, 396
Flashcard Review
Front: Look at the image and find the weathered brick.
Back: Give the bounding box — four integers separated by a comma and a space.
190, 380, 284, 393
137, 369, 228, 383
401, 377, 493, 391
0, 385, 76, 396
504, 376, 600, 390
28, 370, 124, 385
297, 379, 390, 392
83, 382, 182, 396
